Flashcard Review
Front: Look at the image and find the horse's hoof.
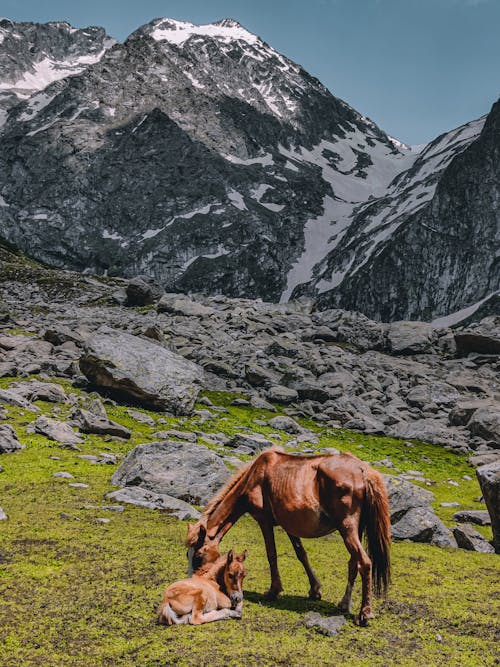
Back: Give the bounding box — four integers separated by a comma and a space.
263, 589, 281, 601
356, 611, 375, 627
308, 590, 322, 601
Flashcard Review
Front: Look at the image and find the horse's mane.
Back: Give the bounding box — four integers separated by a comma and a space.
203, 460, 253, 517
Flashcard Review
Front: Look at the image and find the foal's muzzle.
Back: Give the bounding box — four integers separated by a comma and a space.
230, 591, 243, 608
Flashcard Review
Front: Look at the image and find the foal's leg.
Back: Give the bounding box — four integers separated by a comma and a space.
340, 525, 373, 625
287, 534, 322, 600
258, 519, 283, 600
189, 591, 240, 625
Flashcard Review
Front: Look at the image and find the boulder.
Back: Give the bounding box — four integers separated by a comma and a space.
468, 407, 500, 444
228, 432, 274, 453
267, 416, 303, 434
73, 408, 131, 439
390, 419, 468, 450
452, 510, 491, 526
0, 424, 24, 453
32, 415, 83, 445
406, 383, 459, 409
80, 329, 201, 415
454, 317, 500, 356
449, 400, 494, 427
11, 380, 68, 404
125, 275, 164, 307
157, 295, 214, 317
313, 309, 386, 351
43, 326, 85, 347
266, 385, 298, 404
476, 461, 500, 553
387, 321, 437, 355
452, 524, 495, 553
111, 440, 229, 506
106, 486, 200, 520
384, 475, 457, 548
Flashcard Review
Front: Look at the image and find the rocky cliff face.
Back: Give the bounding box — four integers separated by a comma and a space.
0, 17, 411, 302
302, 103, 499, 321
0, 19, 113, 123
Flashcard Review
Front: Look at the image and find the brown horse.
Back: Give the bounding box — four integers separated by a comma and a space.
186, 448, 391, 625
158, 549, 247, 626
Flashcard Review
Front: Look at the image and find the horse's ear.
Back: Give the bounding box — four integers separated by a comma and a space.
227, 549, 234, 564
239, 550, 247, 562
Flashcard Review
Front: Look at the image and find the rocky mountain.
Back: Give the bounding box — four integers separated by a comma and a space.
0, 17, 497, 321
0, 18, 113, 124
297, 104, 500, 321
0, 17, 413, 302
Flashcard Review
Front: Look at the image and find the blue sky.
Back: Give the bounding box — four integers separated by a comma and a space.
2, 0, 499, 144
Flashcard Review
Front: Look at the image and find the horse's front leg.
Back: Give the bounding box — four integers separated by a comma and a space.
258, 519, 283, 600
287, 534, 322, 600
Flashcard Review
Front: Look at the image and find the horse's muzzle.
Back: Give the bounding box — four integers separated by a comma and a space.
230, 591, 243, 608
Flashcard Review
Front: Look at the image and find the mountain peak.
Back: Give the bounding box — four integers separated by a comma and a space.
137, 17, 260, 47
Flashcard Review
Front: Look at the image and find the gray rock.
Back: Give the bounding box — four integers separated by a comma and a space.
266, 385, 298, 404
406, 383, 459, 409
384, 475, 457, 548
452, 510, 491, 526
126, 409, 156, 425
387, 321, 437, 355
304, 612, 347, 637
53, 471, 74, 479
228, 432, 274, 453
73, 408, 131, 439
125, 275, 164, 307
249, 396, 276, 412
267, 415, 303, 434
80, 329, 201, 415
452, 524, 495, 553
449, 400, 494, 427
0, 506, 7, 520
153, 429, 197, 442
468, 407, 500, 444
106, 486, 200, 520
0, 424, 24, 453
43, 326, 85, 347
11, 380, 68, 404
476, 461, 500, 553
391, 419, 467, 450
33, 415, 83, 445
157, 295, 215, 318
111, 440, 229, 506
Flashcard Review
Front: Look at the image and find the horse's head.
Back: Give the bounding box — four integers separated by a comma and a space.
222, 549, 247, 608
186, 521, 218, 575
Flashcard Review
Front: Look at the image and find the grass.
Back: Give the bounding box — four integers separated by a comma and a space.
0, 380, 498, 666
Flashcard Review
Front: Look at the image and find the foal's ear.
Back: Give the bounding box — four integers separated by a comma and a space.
237, 550, 247, 562
227, 549, 234, 564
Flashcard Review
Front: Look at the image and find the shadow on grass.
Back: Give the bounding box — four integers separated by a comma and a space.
244, 589, 350, 618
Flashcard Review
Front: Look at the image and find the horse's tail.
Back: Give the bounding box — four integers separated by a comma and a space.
362, 467, 391, 596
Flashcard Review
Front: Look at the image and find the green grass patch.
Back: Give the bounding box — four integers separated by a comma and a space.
0, 382, 497, 666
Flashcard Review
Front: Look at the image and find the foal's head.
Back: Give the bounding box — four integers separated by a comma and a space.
222, 549, 247, 608
186, 522, 218, 575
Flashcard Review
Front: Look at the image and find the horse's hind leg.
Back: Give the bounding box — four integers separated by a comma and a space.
340, 525, 374, 626
287, 534, 322, 600
258, 519, 283, 600
338, 555, 357, 613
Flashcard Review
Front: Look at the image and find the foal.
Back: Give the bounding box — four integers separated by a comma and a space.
158, 549, 246, 626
